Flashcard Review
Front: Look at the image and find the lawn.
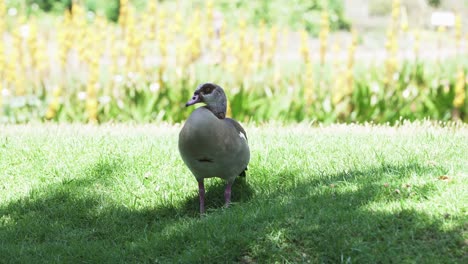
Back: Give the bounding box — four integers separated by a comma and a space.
0, 122, 467, 263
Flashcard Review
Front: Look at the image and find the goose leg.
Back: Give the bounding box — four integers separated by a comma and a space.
224, 182, 233, 207
198, 180, 205, 214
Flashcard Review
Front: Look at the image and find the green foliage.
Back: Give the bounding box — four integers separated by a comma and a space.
215, 0, 350, 34
103, 0, 120, 22
347, 60, 467, 124
13, 0, 350, 33
24, 0, 70, 12
2, 59, 466, 124
1, 2, 465, 125
427, 0, 442, 8
19, 0, 120, 20
369, 0, 392, 16
0, 124, 466, 262
83, 0, 124, 22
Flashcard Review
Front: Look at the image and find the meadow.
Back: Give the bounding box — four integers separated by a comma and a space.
0, 122, 467, 262
0, 1, 467, 262
0, 0, 466, 124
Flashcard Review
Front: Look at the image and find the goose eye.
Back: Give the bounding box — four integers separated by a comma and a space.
202, 85, 215, 94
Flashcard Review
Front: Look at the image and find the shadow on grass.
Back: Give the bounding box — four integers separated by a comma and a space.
178, 177, 254, 215
0, 159, 465, 263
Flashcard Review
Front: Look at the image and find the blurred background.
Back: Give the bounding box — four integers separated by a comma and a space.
0, 0, 467, 124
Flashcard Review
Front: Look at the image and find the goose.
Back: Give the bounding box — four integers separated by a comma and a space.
178, 83, 250, 214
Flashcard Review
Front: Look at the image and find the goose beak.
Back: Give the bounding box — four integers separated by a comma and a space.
185, 94, 201, 107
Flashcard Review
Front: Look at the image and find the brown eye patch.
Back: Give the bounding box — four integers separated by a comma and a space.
200, 83, 216, 94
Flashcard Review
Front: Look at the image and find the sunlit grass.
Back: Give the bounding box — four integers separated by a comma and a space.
0, 122, 466, 262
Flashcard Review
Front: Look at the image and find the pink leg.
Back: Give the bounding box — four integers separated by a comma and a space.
224, 182, 233, 207
198, 180, 205, 214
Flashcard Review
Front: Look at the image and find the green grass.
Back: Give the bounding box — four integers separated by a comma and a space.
0, 122, 467, 263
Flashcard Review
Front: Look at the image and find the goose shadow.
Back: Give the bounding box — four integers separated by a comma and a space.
144, 163, 466, 262
178, 176, 254, 214
0, 158, 464, 263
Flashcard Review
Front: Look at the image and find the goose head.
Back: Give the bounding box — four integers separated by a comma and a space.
185, 83, 227, 119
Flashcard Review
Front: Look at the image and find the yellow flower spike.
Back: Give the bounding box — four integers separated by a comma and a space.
319, 9, 329, 65
0, 83, 2, 111
437, 25, 445, 33
386, 27, 393, 40
300, 29, 310, 63
332, 75, 344, 106
144, 1, 158, 41
206, 0, 214, 38
453, 68, 466, 108
119, 0, 129, 28
347, 45, 356, 69
46, 90, 63, 118
280, 27, 289, 52
259, 19, 266, 35
5, 47, 17, 86
45, 108, 56, 120
52, 86, 62, 97
64, 7, 72, 21
400, 8, 409, 32
0, 32, 4, 76
413, 29, 420, 57
72, 3, 86, 41
86, 100, 98, 124
86, 83, 96, 98
466, 33, 468, 51
11, 26, 26, 85
0, 0, 5, 19
237, 20, 247, 57
258, 20, 266, 60
391, 0, 400, 20
206, 0, 214, 9
50, 98, 60, 110
219, 23, 232, 66
226, 99, 232, 118
72, 2, 84, 16
332, 42, 341, 70
384, 9, 399, 84
15, 78, 25, 97
194, 6, 201, 21
239, 18, 247, 30
273, 59, 282, 83
27, 20, 39, 69
304, 62, 315, 105
126, 6, 136, 27
245, 45, 255, 70
12, 26, 22, 48
384, 41, 391, 53
95, 14, 106, 29
320, 9, 329, 26
134, 35, 143, 47
174, 12, 182, 34
268, 26, 278, 63
351, 28, 358, 46
86, 81, 98, 98
147, 0, 157, 14
345, 68, 354, 94
454, 14, 461, 30
158, 8, 167, 27
454, 14, 462, 50
391, 38, 398, 52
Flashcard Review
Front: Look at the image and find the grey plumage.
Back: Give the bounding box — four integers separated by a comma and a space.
178, 83, 250, 213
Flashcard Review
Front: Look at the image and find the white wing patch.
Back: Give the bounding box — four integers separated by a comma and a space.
239, 131, 247, 141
